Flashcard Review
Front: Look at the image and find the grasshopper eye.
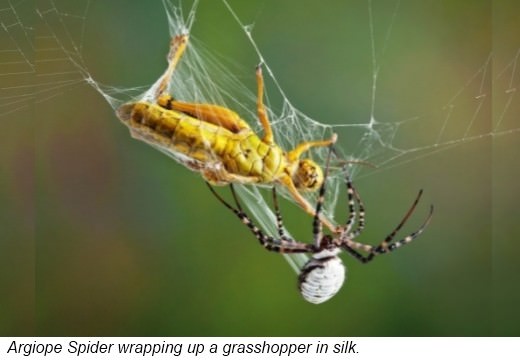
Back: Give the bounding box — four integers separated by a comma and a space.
293, 158, 324, 192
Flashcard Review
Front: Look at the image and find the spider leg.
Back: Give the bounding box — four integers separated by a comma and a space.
312, 177, 326, 247
376, 189, 425, 251
311, 143, 335, 247
335, 169, 373, 252
365, 191, 434, 262
342, 171, 358, 235
271, 187, 290, 240
341, 190, 433, 263
341, 245, 374, 264
206, 183, 315, 254
344, 177, 366, 240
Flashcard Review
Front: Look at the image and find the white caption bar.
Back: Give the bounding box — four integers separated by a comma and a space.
1, 337, 518, 360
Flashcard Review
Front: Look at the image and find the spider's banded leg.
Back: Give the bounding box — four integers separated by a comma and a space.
341, 171, 358, 235
347, 204, 433, 263
312, 144, 334, 247
155, 34, 189, 99
343, 176, 366, 240
377, 204, 433, 253
375, 190, 426, 252
328, 146, 368, 237
364, 197, 434, 262
271, 188, 288, 240
341, 191, 434, 264
256, 65, 274, 144
206, 183, 315, 254
341, 245, 375, 264
335, 173, 376, 253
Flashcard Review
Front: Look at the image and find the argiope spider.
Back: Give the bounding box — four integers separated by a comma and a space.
207, 147, 434, 304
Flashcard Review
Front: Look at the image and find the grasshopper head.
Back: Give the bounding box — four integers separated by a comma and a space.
293, 158, 324, 192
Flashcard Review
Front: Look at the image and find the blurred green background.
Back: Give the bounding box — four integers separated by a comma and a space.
1, 0, 519, 336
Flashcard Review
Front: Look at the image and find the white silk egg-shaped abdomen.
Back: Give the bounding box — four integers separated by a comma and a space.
298, 252, 346, 304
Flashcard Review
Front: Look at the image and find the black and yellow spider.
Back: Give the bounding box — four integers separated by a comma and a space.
207, 147, 433, 304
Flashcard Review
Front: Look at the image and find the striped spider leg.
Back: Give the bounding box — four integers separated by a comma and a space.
207, 147, 433, 304
337, 177, 434, 263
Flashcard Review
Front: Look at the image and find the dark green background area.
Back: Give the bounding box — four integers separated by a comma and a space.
1, 0, 519, 336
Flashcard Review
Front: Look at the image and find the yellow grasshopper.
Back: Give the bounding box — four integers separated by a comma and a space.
117, 34, 338, 231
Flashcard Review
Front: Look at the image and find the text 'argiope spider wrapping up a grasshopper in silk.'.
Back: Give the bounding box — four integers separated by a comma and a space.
115, 32, 434, 304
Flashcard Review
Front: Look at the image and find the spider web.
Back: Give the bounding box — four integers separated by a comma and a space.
2, 0, 518, 273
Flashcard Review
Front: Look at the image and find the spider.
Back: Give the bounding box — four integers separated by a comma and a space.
116, 34, 338, 231
207, 146, 434, 304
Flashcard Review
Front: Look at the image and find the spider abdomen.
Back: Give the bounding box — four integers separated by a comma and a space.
298, 252, 346, 304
